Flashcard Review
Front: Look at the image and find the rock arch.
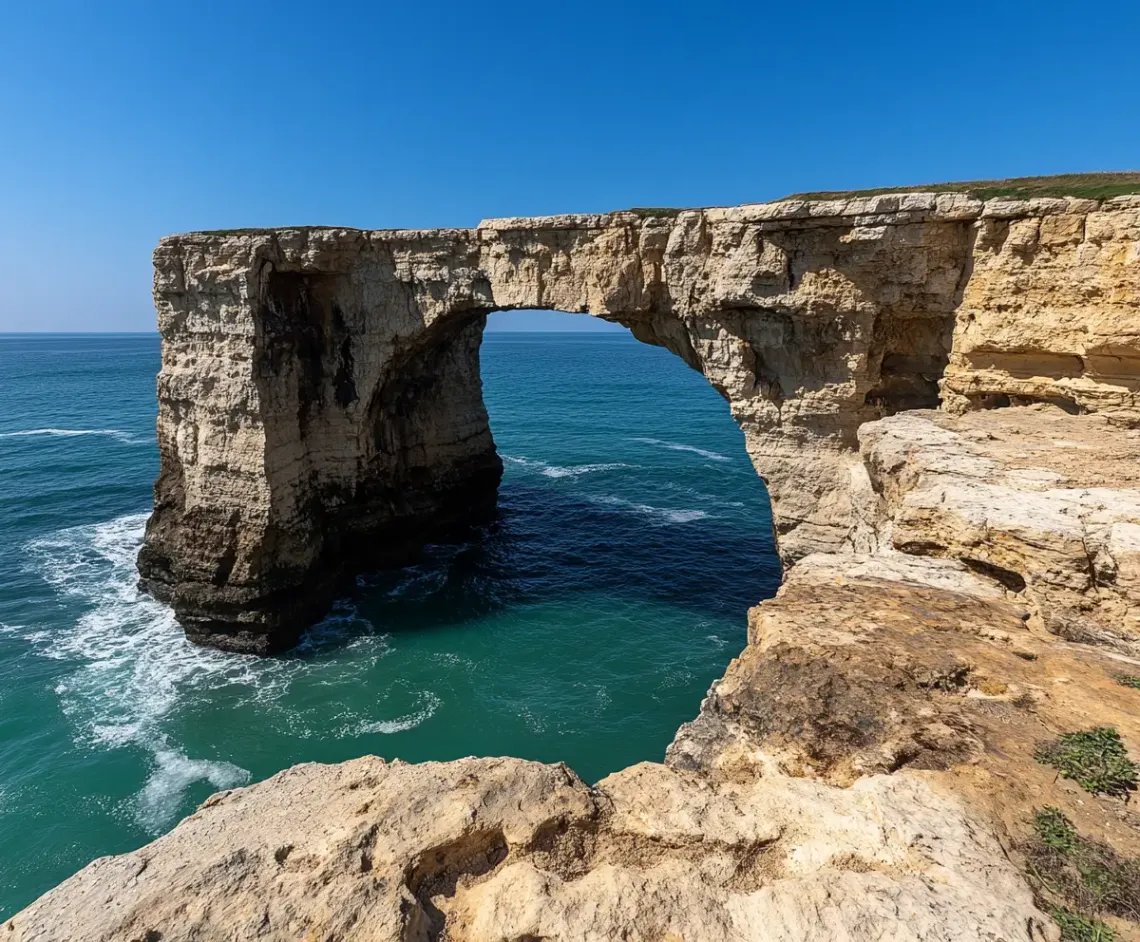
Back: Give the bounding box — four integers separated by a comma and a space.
137, 195, 1140, 651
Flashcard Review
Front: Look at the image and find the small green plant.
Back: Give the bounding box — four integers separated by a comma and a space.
1115, 674, 1140, 690
625, 207, 686, 218
1035, 728, 1138, 797
1051, 908, 1116, 942
1023, 807, 1140, 926
1035, 807, 1079, 854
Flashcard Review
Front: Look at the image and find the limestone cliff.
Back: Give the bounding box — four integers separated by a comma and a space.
9, 186, 1138, 940
13, 404, 1140, 940
136, 193, 1140, 653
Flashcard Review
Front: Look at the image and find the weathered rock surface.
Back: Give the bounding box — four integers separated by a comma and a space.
858, 407, 1140, 647
13, 189, 1138, 939
8, 758, 1051, 941
16, 410, 1140, 939
138, 193, 1140, 652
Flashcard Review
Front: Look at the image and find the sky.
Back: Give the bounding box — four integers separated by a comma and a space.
1, 1, 1137, 332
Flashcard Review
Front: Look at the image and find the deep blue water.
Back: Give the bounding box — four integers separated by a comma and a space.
0, 329, 779, 916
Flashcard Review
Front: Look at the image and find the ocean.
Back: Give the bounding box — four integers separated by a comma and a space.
0, 329, 779, 916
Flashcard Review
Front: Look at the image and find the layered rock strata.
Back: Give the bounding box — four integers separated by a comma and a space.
139, 193, 1140, 652
15, 403, 1140, 941
18, 189, 1131, 939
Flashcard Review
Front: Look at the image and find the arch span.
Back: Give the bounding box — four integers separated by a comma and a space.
140, 197, 1103, 652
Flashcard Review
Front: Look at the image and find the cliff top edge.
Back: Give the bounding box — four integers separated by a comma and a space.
171, 172, 1140, 243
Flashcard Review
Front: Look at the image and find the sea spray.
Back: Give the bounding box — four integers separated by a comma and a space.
0, 331, 777, 917
19, 514, 431, 830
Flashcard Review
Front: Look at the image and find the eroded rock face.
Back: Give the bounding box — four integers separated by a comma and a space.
858, 407, 1140, 647
7, 757, 1051, 942
138, 193, 1140, 652
942, 198, 1140, 418
138, 257, 502, 653
32, 190, 1132, 939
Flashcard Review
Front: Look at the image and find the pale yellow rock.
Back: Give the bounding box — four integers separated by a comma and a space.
858, 407, 1140, 645
6, 758, 1052, 942
19, 189, 1139, 940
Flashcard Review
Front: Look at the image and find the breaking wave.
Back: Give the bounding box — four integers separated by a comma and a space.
0, 428, 147, 444
503, 455, 633, 478
629, 437, 732, 462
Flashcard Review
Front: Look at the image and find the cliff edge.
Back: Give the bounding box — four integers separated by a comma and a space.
135, 187, 1140, 654
9, 181, 1140, 940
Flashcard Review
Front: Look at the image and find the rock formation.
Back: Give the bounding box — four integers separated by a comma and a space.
13, 399, 1140, 938
7, 756, 1051, 941
136, 192, 1140, 653
9, 187, 1139, 940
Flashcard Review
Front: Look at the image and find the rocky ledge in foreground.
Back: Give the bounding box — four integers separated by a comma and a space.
11, 404, 1140, 940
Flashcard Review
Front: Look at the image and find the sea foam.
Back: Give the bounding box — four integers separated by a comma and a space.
629, 437, 732, 462
136, 747, 250, 833
504, 455, 633, 478
350, 691, 441, 736
0, 428, 147, 444
592, 495, 709, 525
21, 513, 428, 832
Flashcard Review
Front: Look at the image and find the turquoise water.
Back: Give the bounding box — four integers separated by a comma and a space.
0, 329, 779, 916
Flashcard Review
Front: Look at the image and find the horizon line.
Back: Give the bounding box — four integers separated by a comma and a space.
0, 329, 633, 336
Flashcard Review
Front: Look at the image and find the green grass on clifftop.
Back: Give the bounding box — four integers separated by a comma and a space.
784, 171, 1140, 203
625, 207, 688, 218
1035, 728, 1139, 797
1022, 807, 1140, 939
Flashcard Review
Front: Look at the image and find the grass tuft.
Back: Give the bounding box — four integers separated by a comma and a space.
1115, 674, 1140, 690
1023, 806, 1140, 929
784, 171, 1140, 204
1035, 728, 1138, 797
1051, 907, 1116, 942
1036, 807, 1079, 854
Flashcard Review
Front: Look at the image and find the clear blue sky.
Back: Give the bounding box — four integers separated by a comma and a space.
1, 0, 1137, 332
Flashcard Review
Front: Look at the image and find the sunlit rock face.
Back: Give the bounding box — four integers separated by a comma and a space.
136, 195, 1140, 652
137, 251, 502, 653
14, 192, 1140, 942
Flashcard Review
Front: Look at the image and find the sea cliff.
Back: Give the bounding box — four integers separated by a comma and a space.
10, 184, 1140, 940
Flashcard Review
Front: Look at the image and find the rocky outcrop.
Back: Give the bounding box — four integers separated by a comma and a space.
8, 757, 1050, 941
14, 187, 1134, 940
858, 407, 1140, 647
15, 403, 1140, 941
138, 193, 1140, 653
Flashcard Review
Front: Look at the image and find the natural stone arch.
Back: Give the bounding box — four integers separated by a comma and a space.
139, 195, 1140, 652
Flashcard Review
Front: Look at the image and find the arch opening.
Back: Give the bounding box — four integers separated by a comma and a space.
245, 308, 783, 782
